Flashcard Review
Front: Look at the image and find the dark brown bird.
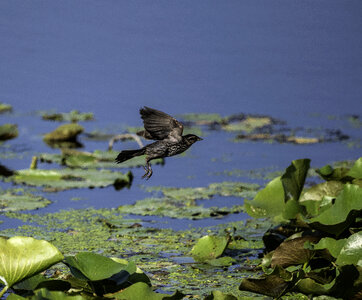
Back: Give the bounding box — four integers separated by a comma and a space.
115, 107, 202, 179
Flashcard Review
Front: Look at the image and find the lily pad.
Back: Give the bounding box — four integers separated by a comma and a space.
244, 176, 285, 220
40, 110, 94, 122
147, 181, 259, 201
346, 157, 362, 179
0, 189, 51, 212
180, 113, 225, 125
64, 252, 136, 281
0, 236, 64, 288
335, 232, 362, 267
0, 124, 18, 141
6, 168, 132, 191
281, 159, 310, 202
239, 274, 289, 298
222, 116, 272, 132
309, 184, 362, 231
106, 281, 184, 300
299, 181, 344, 217
0, 102, 12, 114
307, 237, 347, 259
39, 149, 164, 169
43, 123, 84, 142
191, 235, 229, 262
204, 290, 238, 300
271, 236, 320, 268
32, 288, 86, 300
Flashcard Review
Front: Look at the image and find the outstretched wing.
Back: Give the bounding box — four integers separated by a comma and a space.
138, 106, 183, 142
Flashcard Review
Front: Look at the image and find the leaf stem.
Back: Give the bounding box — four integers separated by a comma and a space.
0, 285, 9, 298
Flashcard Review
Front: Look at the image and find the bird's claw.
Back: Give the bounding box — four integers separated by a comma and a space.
142, 164, 153, 180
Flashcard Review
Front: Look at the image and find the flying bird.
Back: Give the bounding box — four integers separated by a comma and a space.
115, 107, 202, 179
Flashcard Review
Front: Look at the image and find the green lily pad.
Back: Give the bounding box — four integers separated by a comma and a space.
106, 282, 184, 300
117, 196, 242, 219
244, 176, 285, 221
40, 110, 94, 122
6, 169, 133, 190
222, 116, 272, 132
335, 232, 362, 267
0, 103, 12, 114
39, 150, 164, 169
0, 236, 64, 288
43, 123, 84, 142
307, 237, 347, 259
191, 235, 229, 262
13, 273, 71, 292
346, 157, 362, 179
281, 159, 310, 202
299, 181, 344, 217
180, 113, 224, 125
32, 288, 86, 300
0, 124, 18, 141
309, 184, 362, 228
6, 168, 132, 191
316, 164, 351, 182
0, 189, 51, 212
64, 252, 136, 281
148, 181, 259, 201
207, 256, 236, 267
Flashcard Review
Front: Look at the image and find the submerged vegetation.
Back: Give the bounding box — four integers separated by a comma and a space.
0, 108, 361, 299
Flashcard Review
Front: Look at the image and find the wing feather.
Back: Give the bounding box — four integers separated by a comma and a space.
139, 107, 183, 141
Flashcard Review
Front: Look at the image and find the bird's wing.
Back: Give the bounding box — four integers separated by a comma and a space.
139, 107, 183, 142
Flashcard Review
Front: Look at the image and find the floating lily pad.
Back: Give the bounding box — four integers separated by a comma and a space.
308, 184, 362, 233
0, 189, 51, 212
117, 197, 243, 219
335, 232, 362, 267
40, 110, 94, 122
191, 235, 229, 262
0, 124, 18, 141
39, 149, 164, 169
299, 181, 344, 217
0, 102, 12, 114
223, 116, 272, 132
5, 168, 132, 191
244, 176, 285, 221
180, 113, 225, 125
26, 288, 86, 300
64, 252, 136, 282
43, 123, 84, 142
147, 181, 259, 201
106, 281, 184, 300
0, 236, 63, 289
307, 237, 347, 259
346, 157, 362, 179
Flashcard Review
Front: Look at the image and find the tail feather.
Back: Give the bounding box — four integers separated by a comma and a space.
115, 148, 145, 164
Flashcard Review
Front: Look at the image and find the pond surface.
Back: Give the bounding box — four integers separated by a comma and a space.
0, 0, 361, 231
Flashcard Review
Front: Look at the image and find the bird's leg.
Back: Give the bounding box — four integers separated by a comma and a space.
142, 160, 151, 179
146, 164, 153, 180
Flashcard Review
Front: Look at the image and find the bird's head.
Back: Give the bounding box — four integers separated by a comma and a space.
184, 134, 203, 144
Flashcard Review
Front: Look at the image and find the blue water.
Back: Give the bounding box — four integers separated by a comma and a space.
0, 1, 361, 230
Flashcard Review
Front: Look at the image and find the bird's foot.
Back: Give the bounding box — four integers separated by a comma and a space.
141, 164, 153, 180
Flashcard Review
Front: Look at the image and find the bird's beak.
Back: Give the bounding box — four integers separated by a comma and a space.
197, 137, 203, 141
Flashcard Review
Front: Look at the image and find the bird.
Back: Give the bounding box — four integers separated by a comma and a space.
115, 106, 202, 179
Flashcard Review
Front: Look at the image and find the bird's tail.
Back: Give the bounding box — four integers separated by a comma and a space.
115, 148, 145, 164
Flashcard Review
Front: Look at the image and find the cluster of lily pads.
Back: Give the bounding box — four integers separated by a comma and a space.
0, 236, 184, 300
240, 157, 362, 298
